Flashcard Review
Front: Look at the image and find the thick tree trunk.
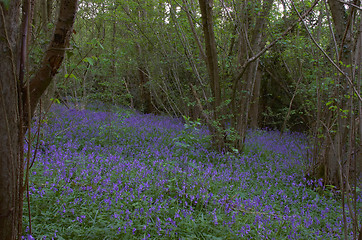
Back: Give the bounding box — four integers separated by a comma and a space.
198, 0, 225, 151
0, 2, 22, 239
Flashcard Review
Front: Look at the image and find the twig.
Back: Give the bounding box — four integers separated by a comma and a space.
337, 0, 362, 11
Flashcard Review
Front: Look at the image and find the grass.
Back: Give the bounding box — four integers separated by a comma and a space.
23, 103, 361, 239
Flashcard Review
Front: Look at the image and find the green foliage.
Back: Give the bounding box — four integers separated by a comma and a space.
172, 116, 208, 150
0, 0, 10, 9
82, 56, 97, 66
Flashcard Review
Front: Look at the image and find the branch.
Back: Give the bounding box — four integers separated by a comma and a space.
181, 0, 207, 62
22, 0, 78, 126
338, 0, 362, 11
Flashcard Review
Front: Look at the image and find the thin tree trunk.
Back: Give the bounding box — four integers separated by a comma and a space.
198, 0, 225, 151
294, 0, 360, 236
47, 0, 53, 22
249, 67, 262, 128
233, 0, 274, 148
314, 0, 353, 186
137, 43, 153, 114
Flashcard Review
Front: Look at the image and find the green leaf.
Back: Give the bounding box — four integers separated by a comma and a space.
326, 101, 333, 106
341, 109, 349, 114
83, 57, 95, 66
98, 42, 104, 49
50, 98, 61, 104
64, 73, 77, 79
329, 105, 337, 111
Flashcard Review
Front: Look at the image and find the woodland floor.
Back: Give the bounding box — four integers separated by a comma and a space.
23, 103, 361, 239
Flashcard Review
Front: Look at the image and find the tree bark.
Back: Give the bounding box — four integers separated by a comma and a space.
248, 0, 273, 129
47, 0, 53, 22
249, 67, 262, 128
0, 1, 22, 239
233, 0, 274, 149
198, 0, 225, 150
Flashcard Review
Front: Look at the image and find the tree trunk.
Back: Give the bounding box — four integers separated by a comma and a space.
135, 7, 153, 114
233, 0, 274, 149
248, 0, 273, 129
0, 0, 78, 238
249, 67, 262, 128
313, 0, 354, 186
0, 2, 22, 239
47, 0, 53, 22
198, 0, 225, 151
309, 1, 360, 237
136, 43, 154, 114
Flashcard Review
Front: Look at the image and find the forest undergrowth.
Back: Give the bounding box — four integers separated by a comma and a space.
23, 103, 361, 239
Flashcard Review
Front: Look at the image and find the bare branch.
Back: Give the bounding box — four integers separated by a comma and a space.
22, 0, 79, 126
338, 0, 362, 11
